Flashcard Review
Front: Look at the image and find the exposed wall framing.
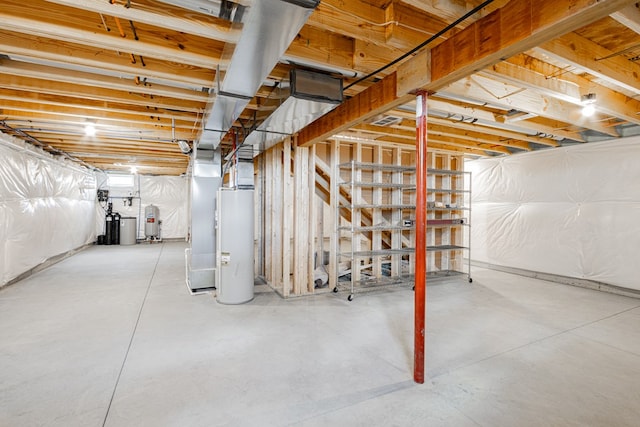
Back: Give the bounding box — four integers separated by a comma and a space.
259, 136, 465, 297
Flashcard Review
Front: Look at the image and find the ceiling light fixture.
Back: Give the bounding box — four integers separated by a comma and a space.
130, 165, 138, 174
580, 93, 597, 117
84, 123, 96, 137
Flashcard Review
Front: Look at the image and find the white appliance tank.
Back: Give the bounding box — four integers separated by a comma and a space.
145, 204, 160, 238
216, 189, 254, 304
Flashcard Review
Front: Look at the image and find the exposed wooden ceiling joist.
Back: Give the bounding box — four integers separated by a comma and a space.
298, 0, 636, 147
536, 31, 640, 94
1, 0, 638, 174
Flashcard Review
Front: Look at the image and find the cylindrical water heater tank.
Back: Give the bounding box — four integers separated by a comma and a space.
145, 204, 160, 238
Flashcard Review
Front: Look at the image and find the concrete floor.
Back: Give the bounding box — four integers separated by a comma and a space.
1, 242, 640, 427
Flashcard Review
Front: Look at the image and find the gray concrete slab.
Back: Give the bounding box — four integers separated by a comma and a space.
1, 242, 639, 426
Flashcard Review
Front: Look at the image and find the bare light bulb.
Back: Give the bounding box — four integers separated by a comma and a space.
582, 104, 596, 117
85, 124, 96, 136
130, 166, 138, 174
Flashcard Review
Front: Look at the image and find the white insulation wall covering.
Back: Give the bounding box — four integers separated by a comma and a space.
98, 175, 188, 239
467, 136, 640, 291
0, 133, 96, 286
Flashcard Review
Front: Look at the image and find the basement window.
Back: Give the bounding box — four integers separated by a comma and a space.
108, 174, 134, 188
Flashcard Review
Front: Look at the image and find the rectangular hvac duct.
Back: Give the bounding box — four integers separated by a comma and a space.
243, 68, 343, 154
188, 0, 319, 292
200, 0, 320, 149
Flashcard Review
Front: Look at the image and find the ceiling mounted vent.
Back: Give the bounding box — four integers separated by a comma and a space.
369, 115, 403, 126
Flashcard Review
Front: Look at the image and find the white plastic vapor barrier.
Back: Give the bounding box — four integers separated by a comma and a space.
467, 136, 640, 291
139, 176, 188, 238
0, 132, 96, 286
98, 174, 188, 239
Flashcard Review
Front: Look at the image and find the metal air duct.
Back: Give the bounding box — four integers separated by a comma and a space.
188, 0, 319, 293
243, 68, 343, 155
199, 0, 320, 150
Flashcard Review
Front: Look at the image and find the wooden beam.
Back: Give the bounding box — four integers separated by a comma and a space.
499, 116, 590, 141
0, 74, 206, 113
0, 101, 198, 130
0, 30, 215, 88
0, 0, 223, 69
1, 111, 195, 138
355, 121, 531, 151
44, 0, 239, 43
390, 100, 564, 145
441, 75, 620, 137
298, 73, 411, 146
428, 0, 637, 90
383, 1, 452, 49
485, 56, 640, 125
426, 122, 531, 151
297, 0, 635, 146
425, 141, 491, 156
309, 0, 388, 46
429, 117, 559, 148
46, 144, 185, 158
379, 133, 511, 154
0, 90, 200, 122
0, 60, 210, 102
352, 38, 405, 77
402, 0, 510, 24
425, 115, 561, 146
536, 31, 640, 93
285, 25, 355, 72
26, 133, 186, 149
611, 3, 640, 34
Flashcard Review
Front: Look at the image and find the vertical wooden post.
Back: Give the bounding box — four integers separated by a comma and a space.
264, 149, 273, 283
272, 142, 284, 293
294, 145, 310, 295
283, 138, 292, 297
256, 153, 264, 277
414, 91, 428, 384
308, 145, 317, 293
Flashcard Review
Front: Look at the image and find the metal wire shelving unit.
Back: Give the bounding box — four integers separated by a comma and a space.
334, 161, 472, 301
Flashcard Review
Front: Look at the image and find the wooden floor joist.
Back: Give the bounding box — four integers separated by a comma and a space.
297, 0, 636, 148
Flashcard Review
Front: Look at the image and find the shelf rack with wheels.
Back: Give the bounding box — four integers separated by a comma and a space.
335, 161, 416, 300
333, 158, 472, 301
426, 168, 472, 283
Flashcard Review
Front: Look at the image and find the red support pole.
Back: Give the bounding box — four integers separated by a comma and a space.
414, 91, 428, 384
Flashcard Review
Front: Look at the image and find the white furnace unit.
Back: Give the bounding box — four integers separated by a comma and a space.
215, 188, 254, 304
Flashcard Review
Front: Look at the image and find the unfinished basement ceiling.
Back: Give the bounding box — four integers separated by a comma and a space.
0, 0, 639, 175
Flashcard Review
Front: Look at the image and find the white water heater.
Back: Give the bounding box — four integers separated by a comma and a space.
216, 189, 254, 304
145, 204, 160, 238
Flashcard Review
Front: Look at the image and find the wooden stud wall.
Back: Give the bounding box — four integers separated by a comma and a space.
259, 136, 464, 296
260, 138, 319, 297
